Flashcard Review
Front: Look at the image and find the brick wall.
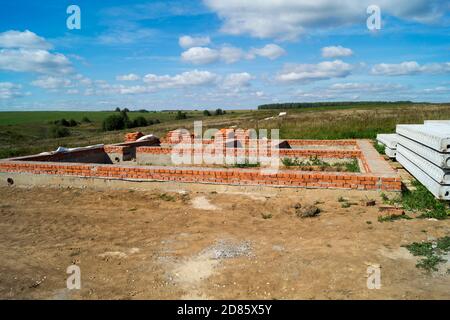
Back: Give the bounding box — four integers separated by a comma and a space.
136, 145, 361, 159
0, 160, 402, 191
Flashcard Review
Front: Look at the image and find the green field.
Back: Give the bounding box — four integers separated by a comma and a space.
1, 103, 450, 159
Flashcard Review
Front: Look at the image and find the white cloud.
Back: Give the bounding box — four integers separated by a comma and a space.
116, 73, 141, 81
321, 46, 353, 58
0, 30, 52, 50
371, 61, 450, 76
222, 72, 253, 89
0, 30, 72, 75
250, 44, 286, 60
328, 82, 407, 93
143, 70, 219, 88
219, 46, 246, 64
98, 27, 157, 45
181, 44, 285, 64
31, 76, 72, 89
181, 47, 220, 64
0, 82, 26, 99
423, 86, 450, 94
276, 60, 353, 83
204, 0, 447, 40
0, 49, 72, 74
179, 35, 211, 49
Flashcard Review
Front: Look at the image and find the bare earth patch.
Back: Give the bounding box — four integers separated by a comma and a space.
0, 185, 449, 299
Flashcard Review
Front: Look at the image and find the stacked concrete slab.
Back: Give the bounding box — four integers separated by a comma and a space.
376, 133, 398, 158
395, 122, 450, 200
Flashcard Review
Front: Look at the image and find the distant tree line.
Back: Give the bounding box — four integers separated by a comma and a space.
257, 101, 414, 110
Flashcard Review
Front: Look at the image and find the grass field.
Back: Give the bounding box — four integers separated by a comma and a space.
0, 103, 450, 159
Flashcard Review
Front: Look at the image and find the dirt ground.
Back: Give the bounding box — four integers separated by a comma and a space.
0, 184, 449, 300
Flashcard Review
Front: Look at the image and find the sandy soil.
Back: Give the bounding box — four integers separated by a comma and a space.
0, 185, 449, 300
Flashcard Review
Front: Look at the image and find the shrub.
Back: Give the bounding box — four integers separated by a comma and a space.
114, 107, 121, 112
132, 116, 148, 127
175, 111, 187, 120
81, 116, 91, 123
54, 118, 70, 127
215, 108, 224, 116
49, 125, 70, 138
69, 119, 78, 127
203, 110, 211, 116
102, 114, 126, 131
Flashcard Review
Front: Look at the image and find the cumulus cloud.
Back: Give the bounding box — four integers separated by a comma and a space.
276, 60, 353, 83
0, 49, 72, 74
203, 0, 447, 40
181, 47, 220, 64
179, 35, 211, 49
328, 82, 407, 93
116, 73, 141, 81
371, 61, 450, 76
143, 70, 219, 88
0, 30, 72, 74
0, 82, 26, 99
31, 76, 72, 89
0, 30, 52, 50
321, 46, 353, 58
250, 44, 286, 60
222, 72, 253, 89
181, 43, 285, 64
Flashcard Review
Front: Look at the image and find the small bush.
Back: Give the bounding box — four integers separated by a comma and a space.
132, 116, 148, 127
54, 118, 70, 127
49, 125, 70, 138
69, 119, 78, 127
215, 108, 224, 116
175, 111, 187, 120
203, 110, 211, 116
102, 115, 126, 131
81, 116, 91, 123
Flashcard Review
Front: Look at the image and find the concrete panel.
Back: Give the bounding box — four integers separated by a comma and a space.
396, 124, 450, 152
384, 146, 397, 158
396, 144, 450, 184
376, 133, 398, 149
424, 120, 450, 125
396, 152, 450, 200
396, 134, 450, 169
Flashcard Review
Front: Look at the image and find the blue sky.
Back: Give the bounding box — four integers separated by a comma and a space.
0, 0, 449, 111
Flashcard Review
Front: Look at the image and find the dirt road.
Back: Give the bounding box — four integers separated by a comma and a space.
0, 185, 449, 299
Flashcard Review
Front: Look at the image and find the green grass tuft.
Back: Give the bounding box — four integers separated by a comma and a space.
404, 236, 450, 272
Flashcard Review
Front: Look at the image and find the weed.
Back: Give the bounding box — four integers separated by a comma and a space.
380, 193, 390, 203
261, 213, 273, 219
338, 196, 346, 202
377, 214, 412, 222
401, 180, 449, 220
366, 221, 372, 225
404, 236, 450, 272
233, 161, 260, 168
159, 193, 176, 202
373, 141, 386, 155
281, 156, 359, 172
344, 158, 360, 173
341, 202, 351, 208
